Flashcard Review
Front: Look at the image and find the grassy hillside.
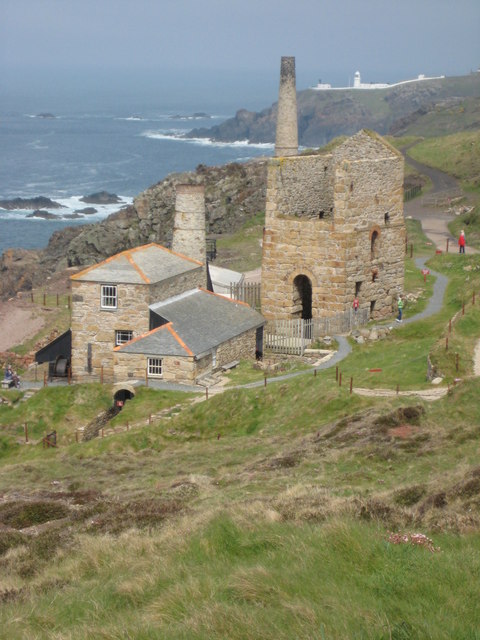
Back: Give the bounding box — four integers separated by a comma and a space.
407, 130, 480, 192
1, 225, 480, 637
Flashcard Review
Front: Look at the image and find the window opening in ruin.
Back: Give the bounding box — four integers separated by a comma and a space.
355, 281, 362, 297
384, 212, 390, 224
319, 211, 324, 219
372, 270, 378, 283
293, 275, 312, 320
371, 230, 379, 258
370, 300, 376, 318
350, 182, 354, 192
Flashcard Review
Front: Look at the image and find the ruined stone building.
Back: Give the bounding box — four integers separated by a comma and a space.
261, 57, 406, 322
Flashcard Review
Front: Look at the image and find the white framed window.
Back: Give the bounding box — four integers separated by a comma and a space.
115, 330, 133, 346
148, 357, 163, 377
101, 284, 117, 309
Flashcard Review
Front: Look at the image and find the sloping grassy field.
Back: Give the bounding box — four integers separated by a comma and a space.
1, 237, 480, 638
2, 131, 480, 636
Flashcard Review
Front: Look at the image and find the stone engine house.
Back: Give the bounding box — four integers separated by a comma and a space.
261, 57, 406, 322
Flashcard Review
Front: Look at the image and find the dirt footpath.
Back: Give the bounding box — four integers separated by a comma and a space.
0, 298, 45, 352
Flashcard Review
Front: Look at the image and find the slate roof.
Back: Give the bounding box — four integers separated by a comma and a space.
115, 288, 265, 358
71, 243, 202, 285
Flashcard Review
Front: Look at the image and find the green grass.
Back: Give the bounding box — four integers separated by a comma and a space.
448, 206, 480, 250
2, 152, 480, 636
216, 211, 265, 272
407, 130, 480, 191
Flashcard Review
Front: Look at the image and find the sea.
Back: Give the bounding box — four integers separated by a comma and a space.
0, 68, 280, 256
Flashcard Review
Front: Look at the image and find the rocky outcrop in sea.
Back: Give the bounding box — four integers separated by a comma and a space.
0, 159, 268, 299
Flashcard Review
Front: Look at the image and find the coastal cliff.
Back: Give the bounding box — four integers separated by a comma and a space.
188, 74, 480, 146
0, 159, 268, 299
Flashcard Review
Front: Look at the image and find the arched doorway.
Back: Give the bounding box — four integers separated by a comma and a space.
293, 275, 312, 320
113, 388, 135, 412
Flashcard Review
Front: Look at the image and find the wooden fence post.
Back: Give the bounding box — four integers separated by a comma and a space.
68, 295, 71, 309
462, 303, 465, 316
264, 375, 267, 387
56, 293, 59, 306
446, 238, 449, 253
410, 244, 413, 258
24, 423, 28, 443
449, 319, 452, 333
396, 384, 399, 395
335, 366, 338, 381
43, 292, 46, 306
446, 336, 448, 351
339, 372, 342, 387
350, 377, 353, 394
455, 353, 459, 372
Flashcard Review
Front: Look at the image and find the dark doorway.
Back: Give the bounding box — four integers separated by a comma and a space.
255, 326, 264, 360
113, 388, 135, 411
293, 275, 312, 320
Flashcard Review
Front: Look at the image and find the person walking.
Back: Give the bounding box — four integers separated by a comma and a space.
396, 295, 404, 322
459, 230, 466, 254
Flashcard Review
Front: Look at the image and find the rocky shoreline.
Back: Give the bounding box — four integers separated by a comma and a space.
0, 160, 268, 299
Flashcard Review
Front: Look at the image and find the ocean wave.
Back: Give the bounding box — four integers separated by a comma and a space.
0, 194, 133, 222
141, 130, 274, 149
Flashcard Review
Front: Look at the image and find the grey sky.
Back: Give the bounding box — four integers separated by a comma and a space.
1, 0, 479, 87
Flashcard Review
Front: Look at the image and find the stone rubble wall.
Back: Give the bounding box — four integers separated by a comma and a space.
71, 280, 151, 382
214, 328, 258, 366
268, 155, 334, 219
147, 268, 206, 304
113, 352, 197, 384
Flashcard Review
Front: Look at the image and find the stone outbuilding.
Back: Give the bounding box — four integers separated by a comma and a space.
261, 57, 406, 322
114, 288, 264, 384
70, 242, 264, 384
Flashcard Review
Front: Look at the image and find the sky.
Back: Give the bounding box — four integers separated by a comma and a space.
1, 0, 479, 106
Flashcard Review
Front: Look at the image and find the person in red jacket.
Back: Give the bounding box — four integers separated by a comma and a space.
459, 230, 466, 254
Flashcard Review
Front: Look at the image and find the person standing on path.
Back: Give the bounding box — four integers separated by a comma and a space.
459, 230, 466, 254
396, 295, 404, 322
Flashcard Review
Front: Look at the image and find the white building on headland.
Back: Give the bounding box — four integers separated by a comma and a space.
311, 70, 445, 91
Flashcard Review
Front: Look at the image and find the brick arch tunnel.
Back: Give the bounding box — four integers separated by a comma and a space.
113, 384, 136, 411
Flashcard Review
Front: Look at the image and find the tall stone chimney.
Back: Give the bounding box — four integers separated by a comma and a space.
275, 56, 298, 157
171, 184, 206, 264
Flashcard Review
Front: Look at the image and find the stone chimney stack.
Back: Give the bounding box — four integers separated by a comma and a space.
171, 184, 206, 264
275, 56, 298, 157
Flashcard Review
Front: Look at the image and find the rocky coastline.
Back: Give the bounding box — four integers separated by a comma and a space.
187, 74, 480, 147
0, 160, 268, 299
